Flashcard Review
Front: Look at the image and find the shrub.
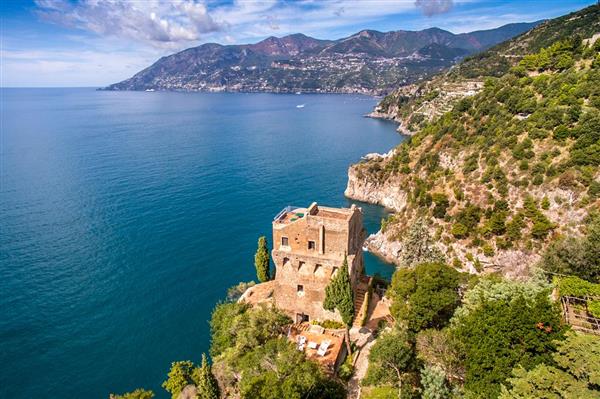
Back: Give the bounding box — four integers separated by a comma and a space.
452, 285, 564, 398
432, 193, 450, 219
226, 281, 256, 302
482, 244, 495, 257
110, 389, 154, 399
554, 276, 600, 297
389, 262, 461, 332
451, 223, 468, 239
589, 300, 600, 318
539, 214, 600, 282
311, 319, 345, 329
452, 258, 463, 269
420, 365, 450, 399
532, 174, 544, 186
338, 354, 354, 382
519, 160, 529, 171
541, 196, 550, 210
588, 181, 600, 198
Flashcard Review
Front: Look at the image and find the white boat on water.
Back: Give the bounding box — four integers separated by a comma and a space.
296, 104, 305, 108
295, 91, 301, 95
145, 89, 155, 92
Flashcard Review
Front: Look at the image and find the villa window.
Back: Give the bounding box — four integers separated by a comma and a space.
332, 267, 339, 277
297, 285, 304, 293
298, 261, 305, 270
308, 240, 316, 250
282, 236, 289, 246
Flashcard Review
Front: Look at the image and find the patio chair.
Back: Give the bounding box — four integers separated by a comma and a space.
317, 340, 330, 356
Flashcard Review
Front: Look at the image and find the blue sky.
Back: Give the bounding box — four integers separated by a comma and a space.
0, 0, 594, 87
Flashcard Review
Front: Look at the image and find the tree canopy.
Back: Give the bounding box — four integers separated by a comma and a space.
364, 329, 417, 398
389, 262, 462, 332
196, 354, 219, 399
323, 254, 355, 325
254, 236, 271, 282
451, 289, 565, 398
500, 331, 600, 398
109, 389, 154, 399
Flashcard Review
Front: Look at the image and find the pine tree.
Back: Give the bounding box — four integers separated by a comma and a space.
323, 255, 354, 325
254, 236, 270, 282
401, 218, 444, 267
194, 354, 219, 399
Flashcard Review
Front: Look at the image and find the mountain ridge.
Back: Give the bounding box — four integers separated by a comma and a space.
105, 22, 539, 94
371, 5, 600, 132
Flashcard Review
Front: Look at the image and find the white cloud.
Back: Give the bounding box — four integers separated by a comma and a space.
34, 0, 223, 48
415, 0, 454, 17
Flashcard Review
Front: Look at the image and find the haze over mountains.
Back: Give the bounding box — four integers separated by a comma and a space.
105, 22, 539, 94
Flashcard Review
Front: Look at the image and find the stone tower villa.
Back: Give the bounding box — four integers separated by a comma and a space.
271, 202, 365, 323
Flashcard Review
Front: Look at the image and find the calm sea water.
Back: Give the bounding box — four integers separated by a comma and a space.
0, 88, 403, 398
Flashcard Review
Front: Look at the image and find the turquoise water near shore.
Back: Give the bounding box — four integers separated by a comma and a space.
0, 89, 403, 398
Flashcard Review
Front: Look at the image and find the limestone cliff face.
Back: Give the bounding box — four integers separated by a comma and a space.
363, 230, 403, 265
366, 106, 415, 135
345, 164, 408, 212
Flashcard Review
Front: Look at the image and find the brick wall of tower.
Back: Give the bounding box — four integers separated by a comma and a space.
271, 204, 365, 322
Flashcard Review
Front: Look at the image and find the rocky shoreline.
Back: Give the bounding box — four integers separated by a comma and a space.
365, 107, 415, 136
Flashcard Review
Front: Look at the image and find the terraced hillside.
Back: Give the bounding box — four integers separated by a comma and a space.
372, 5, 600, 133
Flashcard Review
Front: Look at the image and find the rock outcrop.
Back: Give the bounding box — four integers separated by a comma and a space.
345, 153, 408, 212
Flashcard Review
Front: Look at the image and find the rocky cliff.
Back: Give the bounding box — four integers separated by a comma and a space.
345, 151, 408, 211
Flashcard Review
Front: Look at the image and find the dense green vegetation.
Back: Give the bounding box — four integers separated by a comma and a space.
388, 263, 461, 332
208, 302, 345, 398
361, 31, 600, 270
362, 200, 600, 398
323, 255, 355, 325
363, 257, 600, 398
254, 236, 271, 282
109, 389, 154, 399
500, 331, 600, 398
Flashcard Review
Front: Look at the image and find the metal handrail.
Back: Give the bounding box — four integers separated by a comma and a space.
273, 205, 302, 221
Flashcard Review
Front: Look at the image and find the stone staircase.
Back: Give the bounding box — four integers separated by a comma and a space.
352, 275, 371, 327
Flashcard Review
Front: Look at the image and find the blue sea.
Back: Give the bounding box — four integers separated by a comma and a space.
0, 88, 403, 398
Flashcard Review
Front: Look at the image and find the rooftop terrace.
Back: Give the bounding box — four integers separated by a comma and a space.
273, 202, 356, 225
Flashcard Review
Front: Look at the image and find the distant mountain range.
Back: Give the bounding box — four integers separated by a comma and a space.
105, 22, 540, 94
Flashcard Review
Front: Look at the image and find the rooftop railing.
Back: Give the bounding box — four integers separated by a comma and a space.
273, 205, 302, 222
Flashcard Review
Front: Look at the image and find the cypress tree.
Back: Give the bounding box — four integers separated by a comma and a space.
195, 354, 219, 399
254, 236, 270, 282
323, 255, 354, 325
